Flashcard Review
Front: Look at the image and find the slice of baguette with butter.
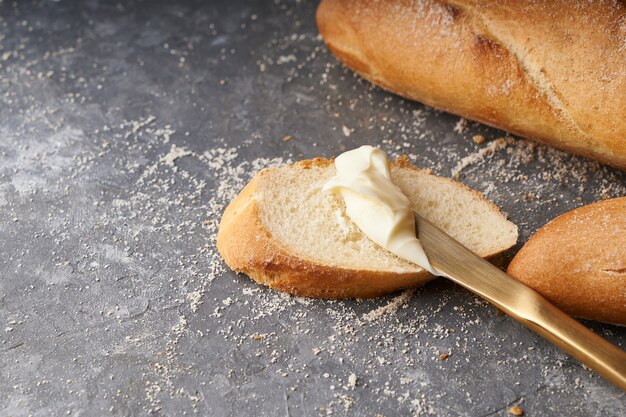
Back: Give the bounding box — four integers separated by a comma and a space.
217, 151, 518, 298
508, 197, 626, 326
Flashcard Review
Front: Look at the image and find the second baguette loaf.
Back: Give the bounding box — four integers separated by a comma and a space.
508, 197, 626, 326
316, 0, 626, 169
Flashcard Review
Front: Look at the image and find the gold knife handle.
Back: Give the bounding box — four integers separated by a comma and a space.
415, 213, 626, 392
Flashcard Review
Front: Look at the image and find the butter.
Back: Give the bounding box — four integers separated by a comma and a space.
323, 145, 437, 274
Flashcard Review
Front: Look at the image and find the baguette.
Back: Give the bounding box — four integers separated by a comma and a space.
217, 157, 517, 298
316, 0, 626, 169
508, 197, 626, 326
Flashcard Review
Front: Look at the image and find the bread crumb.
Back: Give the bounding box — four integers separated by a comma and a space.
186, 290, 203, 312
508, 405, 524, 416
362, 289, 415, 322
472, 134, 485, 144
453, 117, 468, 134
338, 394, 354, 411
342, 125, 351, 137
276, 54, 297, 64
451, 137, 510, 178
438, 353, 449, 361
400, 377, 413, 385
161, 144, 192, 167
348, 373, 357, 388
282, 135, 292, 142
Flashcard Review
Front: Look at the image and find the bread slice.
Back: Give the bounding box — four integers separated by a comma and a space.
508, 197, 626, 326
217, 157, 518, 298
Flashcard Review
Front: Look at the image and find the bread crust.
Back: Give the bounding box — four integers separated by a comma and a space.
316, 0, 626, 169
508, 197, 626, 326
217, 158, 516, 299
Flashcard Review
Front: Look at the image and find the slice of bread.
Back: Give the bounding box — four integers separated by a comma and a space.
217, 157, 518, 298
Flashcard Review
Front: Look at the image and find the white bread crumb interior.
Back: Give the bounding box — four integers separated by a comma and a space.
256, 161, 518, 273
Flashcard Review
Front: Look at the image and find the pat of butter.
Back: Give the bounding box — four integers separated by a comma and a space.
323, 145, 437, 274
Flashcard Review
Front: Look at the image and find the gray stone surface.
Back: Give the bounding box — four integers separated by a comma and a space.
0, 1, 625, 416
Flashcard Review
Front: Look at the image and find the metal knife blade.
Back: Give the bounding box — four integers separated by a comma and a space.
414, 212, 626, 392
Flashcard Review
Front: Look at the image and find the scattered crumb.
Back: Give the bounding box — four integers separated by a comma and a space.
472, 134, 486, 144
399, 377, 413, 385
161, 144, 192, 167
276, 54, 297, 65
508, 405, 524, 416
453, 117, 468, 134
283, 135, 293, 142
348, 373, 357, 388
187, 290, 203, 313
362, 289, 415, 322
451, 137, 509, 178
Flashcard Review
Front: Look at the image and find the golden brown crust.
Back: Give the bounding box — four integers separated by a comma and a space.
508, 197, 626, 326
316, 0, 626, 169
292, 157, 334, 169
217, 159, 516, 299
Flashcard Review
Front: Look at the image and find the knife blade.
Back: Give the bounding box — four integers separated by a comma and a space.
414, 212, 626, 391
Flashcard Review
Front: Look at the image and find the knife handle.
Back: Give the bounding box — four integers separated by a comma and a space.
416, 213, 626, 391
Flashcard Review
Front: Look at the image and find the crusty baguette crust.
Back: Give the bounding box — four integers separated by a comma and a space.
316, 0, 626, 169
508, 197, 626, 326
217, 158, 516, 299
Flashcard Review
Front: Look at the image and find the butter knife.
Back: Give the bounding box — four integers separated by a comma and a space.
414, 212, 626, 391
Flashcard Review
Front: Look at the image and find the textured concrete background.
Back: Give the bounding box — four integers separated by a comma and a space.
0, 1, 625, 416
